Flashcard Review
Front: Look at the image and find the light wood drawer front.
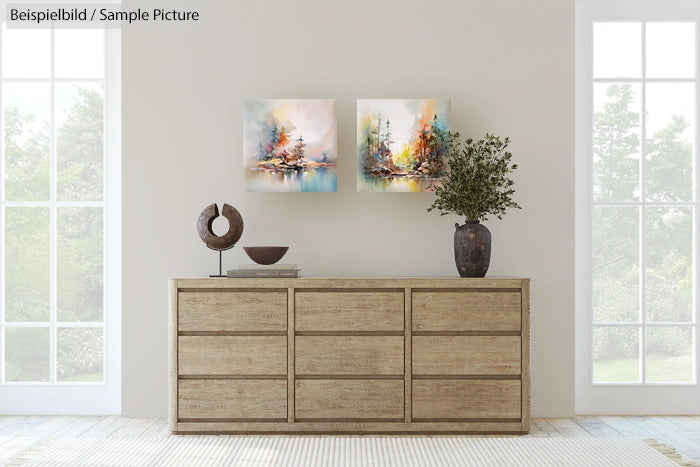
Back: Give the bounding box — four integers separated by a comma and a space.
178, 380, 287, 419
296, 336, 404, 375
295, 380, 403, 419
178, 291, 286, 332
295, 291, 404, 331
413, 336, 521, 375
412, 380, 521, 419
412, 291, 521, 332
178, 336, 286, 375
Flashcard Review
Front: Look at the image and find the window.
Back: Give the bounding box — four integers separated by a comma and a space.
0, 20, 120, 413
576, 1, 700, 413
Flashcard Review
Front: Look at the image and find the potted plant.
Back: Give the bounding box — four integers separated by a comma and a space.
428, 133, 521, 277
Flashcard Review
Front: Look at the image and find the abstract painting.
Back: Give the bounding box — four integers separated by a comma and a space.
357, 99, 450, 192
244, 99, 337, 192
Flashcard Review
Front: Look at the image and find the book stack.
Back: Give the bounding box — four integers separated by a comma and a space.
227, 264, 300, 278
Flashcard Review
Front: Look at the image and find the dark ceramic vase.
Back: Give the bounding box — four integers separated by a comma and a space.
454, 220, 491, 278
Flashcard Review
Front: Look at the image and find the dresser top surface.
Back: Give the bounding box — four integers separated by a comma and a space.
172, 277, 529, 289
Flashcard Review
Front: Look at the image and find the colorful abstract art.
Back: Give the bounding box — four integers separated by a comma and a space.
357, 99, 450, 192
244, 99, 337, 192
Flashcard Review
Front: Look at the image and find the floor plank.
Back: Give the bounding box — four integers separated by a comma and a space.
544, 418, 594, 437
572, 416, 624, 438
53, 416, 105, 438
660, 416, 700, 432
109, 418, 158, 438
525, 419, 548, 437
596, 416, 656, 438
140, 419, 171, 438
677, 416, 700, 431
79, 416, 130, 438
0, 416, 25, 432
529, 418, 562, 438
0, 416, 78, 462
0, 416, 47, 441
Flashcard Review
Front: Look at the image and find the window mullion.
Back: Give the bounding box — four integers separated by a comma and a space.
588, 17, 595, 389
640, 21, 647, 385
593, 201, 696, 207
102, 28, 108, 384
49, 27, 57, 385
695, 18, 700, 384
2, 201, 104, 207
593, 322, 696, 327
593, 77, 696, 84
0, 20, 5, 384
2, 77, 103, 84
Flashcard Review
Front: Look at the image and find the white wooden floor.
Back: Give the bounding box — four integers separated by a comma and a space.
1, 416, 699, 464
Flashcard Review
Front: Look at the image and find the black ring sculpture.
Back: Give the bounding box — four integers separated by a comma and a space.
197, 203, 244, 276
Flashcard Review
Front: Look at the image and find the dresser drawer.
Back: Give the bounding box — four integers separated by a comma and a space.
295, 380, 403, 420
412, 291, 520, 332
413, 336, 521, 375
178, 291, 287, 332
295, 336, 404, 375
295, 291, 404, 331
412, 380, 521, 420
178, 380, 287, 420
178, 336, 286, 375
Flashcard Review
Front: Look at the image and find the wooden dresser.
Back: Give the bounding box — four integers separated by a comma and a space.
169, 277, 530, 434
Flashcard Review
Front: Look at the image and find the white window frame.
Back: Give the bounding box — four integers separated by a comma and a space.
0, 12, 121, 414
576, 0, 700, 414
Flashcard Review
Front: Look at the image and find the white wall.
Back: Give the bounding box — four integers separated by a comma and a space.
122, 0, 574, 417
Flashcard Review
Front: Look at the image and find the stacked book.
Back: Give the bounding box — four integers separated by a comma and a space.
227, 264, 300, 278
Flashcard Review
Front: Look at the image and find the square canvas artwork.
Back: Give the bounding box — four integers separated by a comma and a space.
357, 99, 450, 192
244, 99, 337, 192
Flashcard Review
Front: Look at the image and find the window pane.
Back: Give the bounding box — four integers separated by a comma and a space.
645, 327, 693, 383
593, 327, 640, 383
4, 207, 50, 322
55, 29, 104, 78
57, 327, 103, 382
593, 207, 639, 323
593, 83, 641, 202
646, 23, 695, 79
645, 83, 695, 202
57, 207, 104, 322
56, 84, 104, 201
1, 26, 50, 78
594, 23, 641, 78
645, 207, 693, 323
5, 327, 50, 382
3, 83, 51, 201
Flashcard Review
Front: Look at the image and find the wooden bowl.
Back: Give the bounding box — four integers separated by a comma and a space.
243, 246, 289, 265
